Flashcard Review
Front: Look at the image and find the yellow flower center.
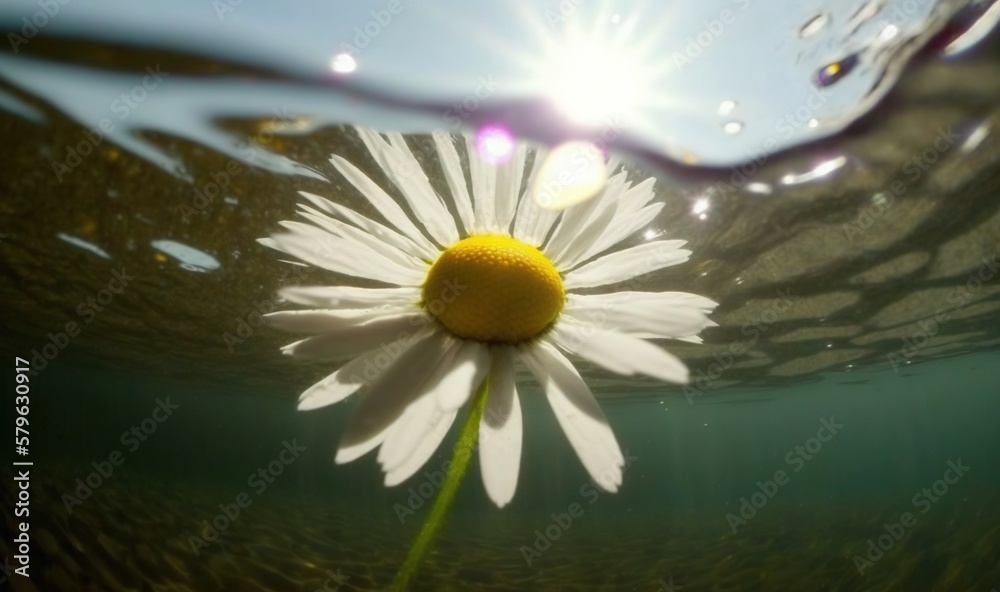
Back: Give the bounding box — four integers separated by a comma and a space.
422, 235, 565, 344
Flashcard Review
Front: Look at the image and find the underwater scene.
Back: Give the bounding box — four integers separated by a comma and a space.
1, 1, 999, 590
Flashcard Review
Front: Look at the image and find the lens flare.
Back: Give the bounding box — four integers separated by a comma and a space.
475, 125, 515, 164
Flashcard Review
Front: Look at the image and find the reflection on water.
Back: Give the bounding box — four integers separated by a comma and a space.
2, 0, 998, 169
0, 3, 999, 591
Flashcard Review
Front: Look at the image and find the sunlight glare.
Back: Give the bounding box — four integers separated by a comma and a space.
544, 38, 644, 126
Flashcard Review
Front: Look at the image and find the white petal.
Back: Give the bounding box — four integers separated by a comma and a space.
580, 202, 664, 262
433, 131, 475, 235
279, 285, 419, 308
329, 153, 438, 255
543, 171, 626, 263
376, 334, 453, 464
433, 341, 491, 411
383, 407, 457, 487
297, 343, 411, 411
657, 291, 720, 314
546, 173, 628, 269
280, 313, 426, 359
336, 330, 448, 464
376, 341, 457, 471
297, 206, 425, 270
382, 131, 460, 246
562, 240, 690, 289
549, 323, 690, 384
512, 147, 559, 246
256, 237, 279, 250
513, 148, 560, 247
479, 348, 522, 508
550, 190, 623, 269
268, 223, 426, 286
563, 292, 717, 339
376, 337, 489, 473
606, 156, 622, 176
297, 191, 437, 261
466, 135, 498, 232
265, 309, 397, 333
494, 143, 527, 232
614, 177, 656, 216
561, 174, 658, 265
519, 341, 624, 492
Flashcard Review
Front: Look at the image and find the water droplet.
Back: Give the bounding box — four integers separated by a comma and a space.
800, 13, 829, 38
879, 23, 899, 42
723, 121, 743, 135
151, 239, 220, 271
745, 182, 772, 195
847, 0, 883, 31
330, 53, 356, 74
718, 100, 737, 116
815, 54, 858, 87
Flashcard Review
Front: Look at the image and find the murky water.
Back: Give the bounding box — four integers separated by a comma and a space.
2, 2, 1000, 591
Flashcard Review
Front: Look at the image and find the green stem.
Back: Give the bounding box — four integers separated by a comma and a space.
390, 375, 490, 592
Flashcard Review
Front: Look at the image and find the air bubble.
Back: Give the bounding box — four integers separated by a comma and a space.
800, 13, 829, 38
723, 121, 743, 134
815, 54, 858, 86
718, 100, 737, 116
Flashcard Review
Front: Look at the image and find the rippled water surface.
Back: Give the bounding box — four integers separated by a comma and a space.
1, 2, 999, 591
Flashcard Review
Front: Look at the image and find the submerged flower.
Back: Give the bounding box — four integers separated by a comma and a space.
260, 127, 716, 507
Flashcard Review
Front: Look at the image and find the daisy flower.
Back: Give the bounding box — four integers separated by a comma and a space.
260, 127, 716, 508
